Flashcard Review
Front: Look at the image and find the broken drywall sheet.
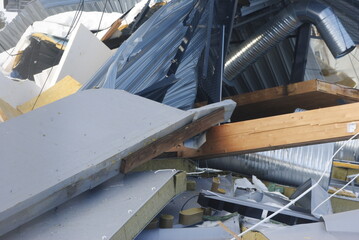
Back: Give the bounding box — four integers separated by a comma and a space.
0, 72, 40, 107
3, 171, 185, 240
33, 66, 59, 91
49, 24, 114, 88
0, 89, 194, 236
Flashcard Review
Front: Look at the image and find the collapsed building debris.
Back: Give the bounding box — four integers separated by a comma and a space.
260, 209, 359, 240
0, 0, 358, 239
0, 89, 233, 236
3, 171, 187, 240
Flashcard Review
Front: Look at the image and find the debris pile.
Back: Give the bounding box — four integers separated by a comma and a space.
0, 0, 358, 239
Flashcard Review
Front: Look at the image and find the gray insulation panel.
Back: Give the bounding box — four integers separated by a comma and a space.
0, 89, 194, 236
3, 171, 181, 240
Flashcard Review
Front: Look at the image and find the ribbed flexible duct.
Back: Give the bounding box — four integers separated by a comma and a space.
334, 139, 359, 162
224, 0, 356, 81
201, 142, 334, 188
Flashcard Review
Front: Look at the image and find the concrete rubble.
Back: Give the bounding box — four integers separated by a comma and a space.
0, 0, 358, 239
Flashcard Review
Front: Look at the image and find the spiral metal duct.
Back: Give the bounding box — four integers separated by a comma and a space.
201, 142, 334, 188
334, 139, 359, 162
224, 0, 356, 81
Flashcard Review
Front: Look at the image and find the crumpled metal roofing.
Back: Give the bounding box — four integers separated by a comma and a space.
0, 0, 142, 51
224, 31, 323, 95
82, 0, 209, 110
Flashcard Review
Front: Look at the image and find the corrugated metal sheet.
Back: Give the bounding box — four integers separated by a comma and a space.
4, 0, 31, 12
0, 0, 142, 52
225, 36, 323, 94
223, 0, 358, 96
83, 0, 209, 110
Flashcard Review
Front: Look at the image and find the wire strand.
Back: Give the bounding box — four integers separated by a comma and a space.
31, 0, 85, 110
313, 173, 359, 212
95, 0, 109, 36
231, 131, 359, 240
0, 42, 22, 56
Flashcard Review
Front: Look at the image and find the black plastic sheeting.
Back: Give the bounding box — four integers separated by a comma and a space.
11, 36, 64, 80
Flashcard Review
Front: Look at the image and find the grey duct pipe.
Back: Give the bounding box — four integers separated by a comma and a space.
224, 0, 356, 81
334, 139, 359, 162
201, 142, 334, 188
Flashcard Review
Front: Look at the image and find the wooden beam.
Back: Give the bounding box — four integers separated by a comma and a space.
101, 18, 123, 41
120, 107, 225, 173
208, 79, 359, 121
175, 103, 359, 159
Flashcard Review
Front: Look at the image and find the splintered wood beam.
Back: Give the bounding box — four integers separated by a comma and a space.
120, 107, 225, 173
197, 79, 359, 121
175, 103, 359, 159
101, 18, 123, 41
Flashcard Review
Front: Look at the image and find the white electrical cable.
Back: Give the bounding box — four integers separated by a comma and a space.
231, 132, 359, 240
154, 169, 176, 174
312, 173, 359, 212
186, 171, 206, 175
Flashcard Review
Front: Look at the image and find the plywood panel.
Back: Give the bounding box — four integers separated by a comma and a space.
217, 80, 359, 121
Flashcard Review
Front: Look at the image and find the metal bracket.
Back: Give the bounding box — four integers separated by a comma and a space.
290, 23, 311, 83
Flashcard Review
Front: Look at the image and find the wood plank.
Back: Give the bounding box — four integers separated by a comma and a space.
100, 18, 123, 41
17, 75, 82, 113
175, 102, 359, 159
0, 99, 22, 122
217, 80, 359, 121
230, 80, 359, 106
120, 107, 225, 173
